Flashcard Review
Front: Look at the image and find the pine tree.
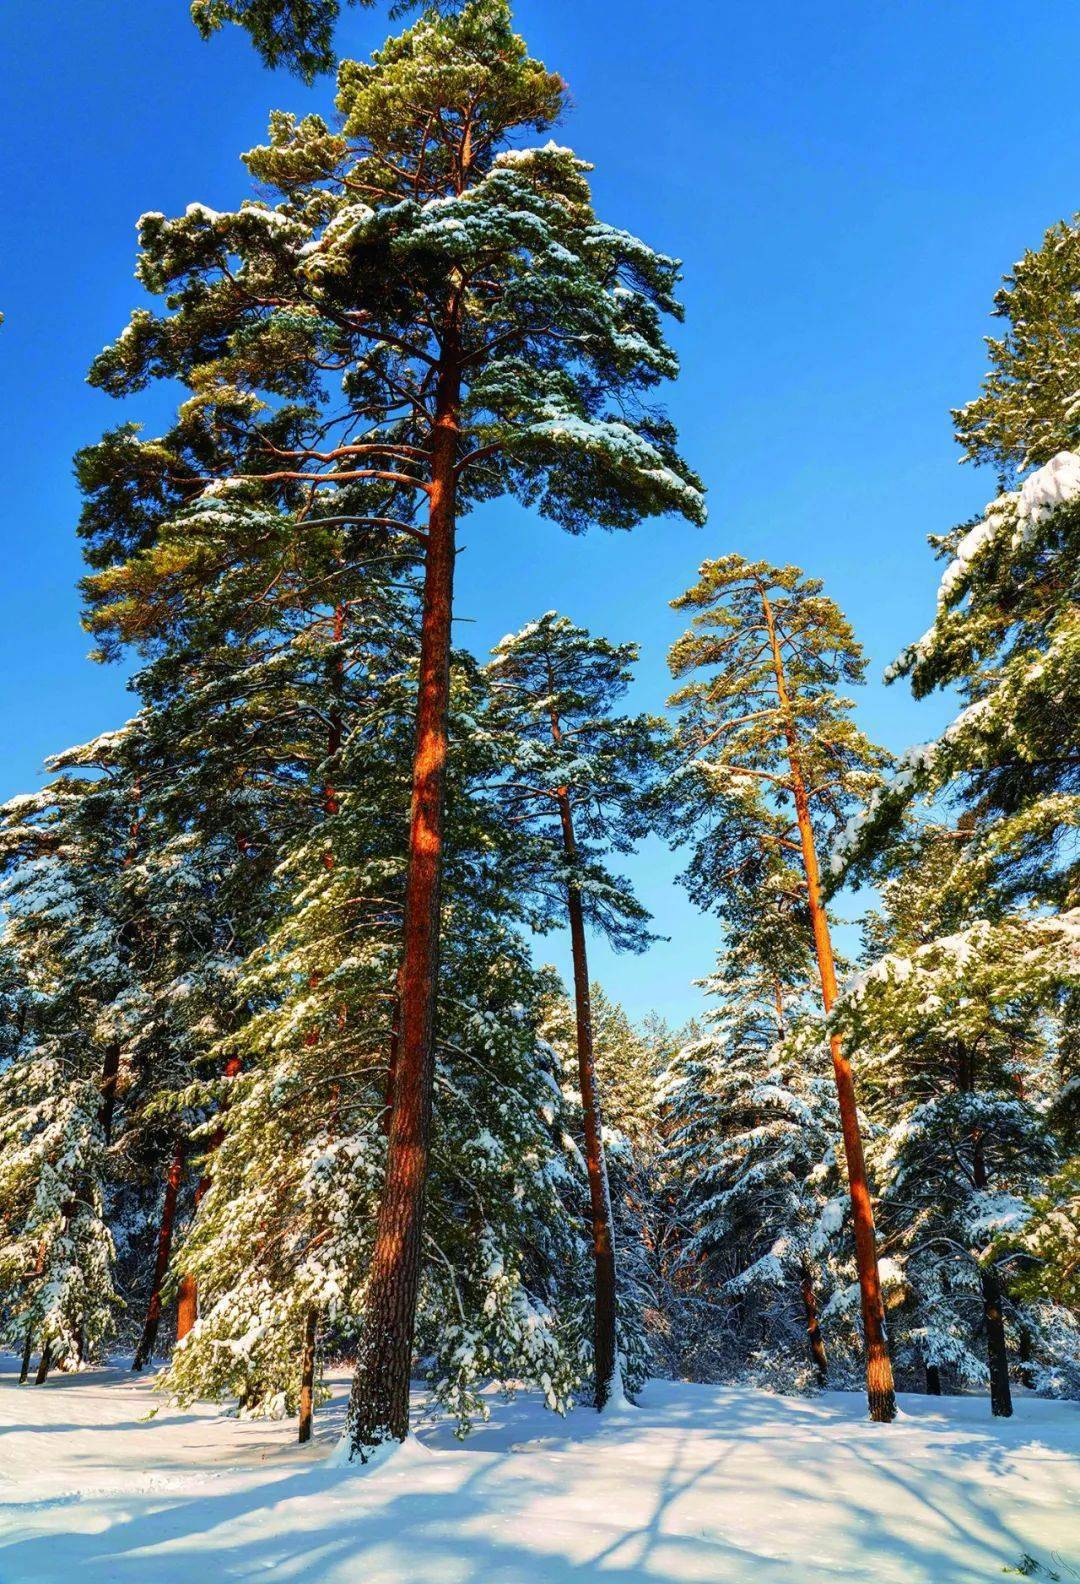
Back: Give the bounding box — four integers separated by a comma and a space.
838, 825, 1078, 1412
161, 658, 586, 1437
658, 886, 849, 1391
667, 554, 897, 1420
835, 222, 1080, 913
0, 743, 145, 1378
827, 217, 1080, 1409
483, 612, 665, 1406
81, 0, 703, 1458
190, 0, 375, 79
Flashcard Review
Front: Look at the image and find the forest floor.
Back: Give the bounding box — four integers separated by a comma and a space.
1, 1353, 1078, 1583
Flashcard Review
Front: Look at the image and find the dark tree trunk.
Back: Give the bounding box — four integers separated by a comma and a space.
981, 1264, 1013, 1417
133, 1141, 184, 1370
35, 1342, 53, 1386
343, 341, 461, 1460
763, 592, 896, 1423
19, 1330, 33, 1384
98, 1043, 121, 1145
970, 1130, 1013, 1416
557, 789, 618, 1410
925, 1363, 942, 1395
800, 1265, 829, 1387
298, 1307, 318, 1443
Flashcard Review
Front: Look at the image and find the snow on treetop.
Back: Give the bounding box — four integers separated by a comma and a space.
936, 449, 1080, 610
1016, 449, 1080, 526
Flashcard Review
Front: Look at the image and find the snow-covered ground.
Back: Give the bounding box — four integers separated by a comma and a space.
2, 1355, 1078, 1583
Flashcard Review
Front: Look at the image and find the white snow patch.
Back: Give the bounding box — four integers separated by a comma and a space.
1, 1355, 1078, 1582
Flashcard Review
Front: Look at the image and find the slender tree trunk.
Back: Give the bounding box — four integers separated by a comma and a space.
799, 1263, 829, 1386
298, 1307, 318, 1443
1018, 1326, 1035, 1389
35, 1342, 53, 1386
98, 1043, 121, 1145
133, 1141, 184, 1370
343, 336, 462, 1460
762, 592, 896, 1423
980, 1265, 1013, 1417
971, 1131, 1013, 1416
556, 789, 619, 1409
19, 1329, 34, 1384
925, 1362, 942, 1395
176, 1054, 242, 1342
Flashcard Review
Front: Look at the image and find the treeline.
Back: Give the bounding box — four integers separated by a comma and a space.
0, 1, 1077, 1458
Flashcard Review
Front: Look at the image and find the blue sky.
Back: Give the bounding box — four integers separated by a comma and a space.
2, 0, 1078, 1024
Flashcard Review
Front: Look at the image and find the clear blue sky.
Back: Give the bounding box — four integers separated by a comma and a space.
2, 0, 1077, 1024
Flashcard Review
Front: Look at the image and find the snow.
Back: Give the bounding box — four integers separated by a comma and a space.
3, 1355, 1078, 1583
1015, 449, 1080, 527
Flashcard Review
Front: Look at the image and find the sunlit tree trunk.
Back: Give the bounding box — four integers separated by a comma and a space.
762, 590, 896, 1423
343, 329, 461, 1457
176, 1054, 242, 1342
800, 1263, 829, 1387
298, 1307, 318, 1443
133, 1141, 184, 1370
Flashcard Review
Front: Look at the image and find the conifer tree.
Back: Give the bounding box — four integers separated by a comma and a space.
667, 554, 897, 1420
827, 218, 1080, 1407
81, 0, 703, 1458
838, 825, 1078, 1412
191, 0, 375, 79
658, 886, 847, 1390
484, 612, 665, 1406
162, 659, 585, 1436
835, 220, 1080, 911
0, 742, 145, 1378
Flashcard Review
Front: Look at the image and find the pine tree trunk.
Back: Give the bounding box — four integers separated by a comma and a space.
980, 1265, 1013, 1417
19, 1329, 34, 1384
971, 1128, 1013, 1416
133, 1141, 184, 1371
176, 1055, 242, 1342
925, 1363, 942, 1395
557, 789, 619, 1409
763, 591, 896, 1423
98, 1043, 121, 1145
298, 1307, 318, 1443
342, 339, 462, 1461
800, 1264, 829, 1386
34, 1342, 53, 1386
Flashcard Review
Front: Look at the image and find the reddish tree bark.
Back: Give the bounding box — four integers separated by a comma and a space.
800, 1264, 829, 1387
133, 1141, 185, 1370
175, 1054, 242, 1342
343, 333, 462, 1456
762, 591, 896, 1423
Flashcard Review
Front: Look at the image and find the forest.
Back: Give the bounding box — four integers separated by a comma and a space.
0, 2, 1077, 1576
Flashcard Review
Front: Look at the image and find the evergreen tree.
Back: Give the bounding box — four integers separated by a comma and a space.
666, 554, 897, 1420
0, 741, 145, 1378
658, 888, 849, 1391
162, 657, 587, 1437
81, 0, 703, 1458
838, 826, 1078, 1411
191, 0, 376, 79
484, 612, 665, 1406
835, 222, 1080, 913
